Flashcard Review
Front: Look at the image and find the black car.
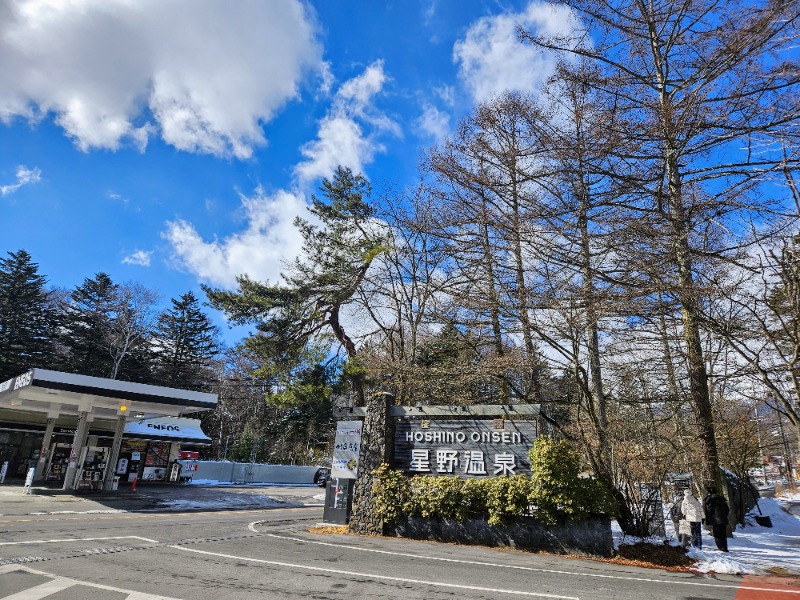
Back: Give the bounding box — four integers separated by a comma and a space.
314, 467, 330, 487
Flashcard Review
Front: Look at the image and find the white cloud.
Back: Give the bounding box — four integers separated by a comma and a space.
294, 61, 399, 185
0, 165, 41, 196
165, 63, 398, 288
417, 104, 450, 142
0, 0, 322, 158
164, 188, 308, 288
122, 250, 152, 267
453, 1, 580, 103
107, 191, 128, 203
423, 0, 437, 23
318, 62, 335, 97
434, 85, 456, 107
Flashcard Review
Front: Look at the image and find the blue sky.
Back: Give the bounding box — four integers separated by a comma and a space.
0, 0, 574, 338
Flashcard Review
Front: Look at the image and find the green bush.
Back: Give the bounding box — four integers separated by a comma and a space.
404, 475, 466, 520
528, 436, 614, 524
372, 440, 612, 528
484, 474, 532, 525
372, 464, 409, 525
461, 477, 491, 516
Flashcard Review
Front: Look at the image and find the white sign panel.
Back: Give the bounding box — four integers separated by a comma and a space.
124, 417, 210, 442
331, 420, 362, 479
0, 370, 33, 398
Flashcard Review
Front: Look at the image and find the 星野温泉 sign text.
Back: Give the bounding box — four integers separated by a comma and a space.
394, 419, 537, 477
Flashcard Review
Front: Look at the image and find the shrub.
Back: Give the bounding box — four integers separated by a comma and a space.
485, 474, 533, 525
461, 476, 491, 516
373, 463, 409, 525
528, 436, 613, 524
404, 475, 466, 520
372, 441, 613, 528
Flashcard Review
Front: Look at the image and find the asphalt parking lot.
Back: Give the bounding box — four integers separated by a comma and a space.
0, 482, 325, 516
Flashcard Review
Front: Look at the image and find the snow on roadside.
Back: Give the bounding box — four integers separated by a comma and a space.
614, 492, 800, 576
611, 519, 667, 550
186, 479, 317, 487
777, 491, 800, 503
690, 496, 800, 576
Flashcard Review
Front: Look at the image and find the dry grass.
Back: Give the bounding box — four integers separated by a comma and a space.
765, 567, 797, 578
307, 525, 349, 535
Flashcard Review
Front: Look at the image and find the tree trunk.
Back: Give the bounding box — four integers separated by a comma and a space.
667, 154, 721, 492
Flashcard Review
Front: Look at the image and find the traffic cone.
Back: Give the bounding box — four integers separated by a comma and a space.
130, 477, 137, 491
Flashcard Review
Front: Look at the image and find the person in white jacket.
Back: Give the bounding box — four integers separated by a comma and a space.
681, 489, 704, 548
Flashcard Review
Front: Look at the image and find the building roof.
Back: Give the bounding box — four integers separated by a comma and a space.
0, 369, 218, 426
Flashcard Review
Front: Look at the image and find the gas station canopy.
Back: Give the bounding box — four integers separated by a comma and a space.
0, 369, 217, 490
0, 368, 217, 425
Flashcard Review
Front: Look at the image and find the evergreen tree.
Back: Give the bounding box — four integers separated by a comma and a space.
153, 291, 221, 390
61, 273, 119, 378
205, 166, 386, 406
0, 250, 55, 380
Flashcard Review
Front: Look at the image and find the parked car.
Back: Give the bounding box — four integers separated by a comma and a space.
314, 467, 330, 487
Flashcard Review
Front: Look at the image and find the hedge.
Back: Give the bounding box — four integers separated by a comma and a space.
373, 436, 614, 526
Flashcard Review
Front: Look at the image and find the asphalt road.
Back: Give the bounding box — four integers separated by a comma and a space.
3, 501, 779, 600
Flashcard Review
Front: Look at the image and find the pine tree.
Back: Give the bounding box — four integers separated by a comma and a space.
205, 166, 386, 406
153, 291, 220, 391
0, 250, 55, 380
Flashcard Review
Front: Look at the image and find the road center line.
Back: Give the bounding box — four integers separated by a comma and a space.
258, 531, 800, 596
171, 544, 579, 599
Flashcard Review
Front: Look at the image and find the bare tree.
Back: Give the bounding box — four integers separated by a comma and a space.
426, 93, 550, 403
107, 282, 160, 380
355, 187, 451, 405
521, 0, 800, 491
717, 234, 800, 455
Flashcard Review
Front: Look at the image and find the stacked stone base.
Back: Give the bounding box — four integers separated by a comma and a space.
387, 515, 613, 557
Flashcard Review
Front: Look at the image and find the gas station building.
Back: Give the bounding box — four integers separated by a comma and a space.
0, 369, 217, 491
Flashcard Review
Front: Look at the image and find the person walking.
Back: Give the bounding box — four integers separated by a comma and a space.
681, 489, 703, 548
669, 496, 684, 541
703, 486, 730, 552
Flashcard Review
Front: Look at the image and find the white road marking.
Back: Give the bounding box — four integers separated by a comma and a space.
171, 544, 579, 599
0, 535, 159, 546
1, 576, 74, 600
0, 564, 179, 599
44, 510, 126, 515
258, 531, 800, 596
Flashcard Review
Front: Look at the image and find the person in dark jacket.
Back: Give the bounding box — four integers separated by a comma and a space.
703, 486, 730, 552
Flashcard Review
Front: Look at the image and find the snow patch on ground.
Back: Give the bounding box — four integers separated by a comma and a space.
157, 495, 291, 510
615, 492, 800, 575
611, 519, 670, 550
694, 496, 800, 576
778, 491, 800, 503
27, 510, 127, 515
186, 480, 317, 488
